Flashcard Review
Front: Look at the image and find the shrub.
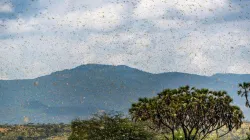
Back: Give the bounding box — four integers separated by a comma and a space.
69, 112, 155, 140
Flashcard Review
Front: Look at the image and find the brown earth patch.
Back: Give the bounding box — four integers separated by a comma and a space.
0, 128, 8, 133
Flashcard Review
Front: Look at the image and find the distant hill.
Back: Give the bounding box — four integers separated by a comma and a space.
0, 64, 249, 124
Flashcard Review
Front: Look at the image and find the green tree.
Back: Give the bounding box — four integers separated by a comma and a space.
129, 86, 244, 140
68, 112, 155, 140
238, 83, 250, 140
238, 82, 250, 107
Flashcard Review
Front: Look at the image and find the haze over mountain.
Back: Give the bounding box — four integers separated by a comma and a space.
0, 64, 249, 124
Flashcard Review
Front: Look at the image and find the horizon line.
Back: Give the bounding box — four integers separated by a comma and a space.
1, 63, 250, 81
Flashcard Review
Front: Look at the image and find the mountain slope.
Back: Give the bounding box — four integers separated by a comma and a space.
0, 64, 249, 124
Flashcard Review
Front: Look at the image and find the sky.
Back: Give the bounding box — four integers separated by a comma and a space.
0, 0, 250, 80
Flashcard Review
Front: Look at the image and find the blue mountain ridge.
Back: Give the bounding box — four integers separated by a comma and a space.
0, 64, 249, 124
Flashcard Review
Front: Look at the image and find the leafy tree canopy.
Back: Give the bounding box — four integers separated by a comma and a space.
238, 82, 250, 107
129, 86, 244, 140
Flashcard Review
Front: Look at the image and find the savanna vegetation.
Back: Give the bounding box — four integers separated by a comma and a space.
0, 123, 70, 140
129, 86, 244, 140
69, 112, 156, 140
69, 85, 249, 140
238, 82, 250, 108
1, 84, 250, 140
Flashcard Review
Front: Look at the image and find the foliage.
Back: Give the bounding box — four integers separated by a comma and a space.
0, 123, 70, 140
129, 86, 244, 140
68, 112, 155, 140
238, 82, 250, 108
0, 117, 250, 140
244, 133, 250, 140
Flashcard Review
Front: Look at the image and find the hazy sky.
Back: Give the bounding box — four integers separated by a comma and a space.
0, 0, 250, 79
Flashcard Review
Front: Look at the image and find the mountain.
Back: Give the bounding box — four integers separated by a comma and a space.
0, 64, 249, 124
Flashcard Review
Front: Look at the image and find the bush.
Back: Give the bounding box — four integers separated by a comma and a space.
68, 112, 155, 140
